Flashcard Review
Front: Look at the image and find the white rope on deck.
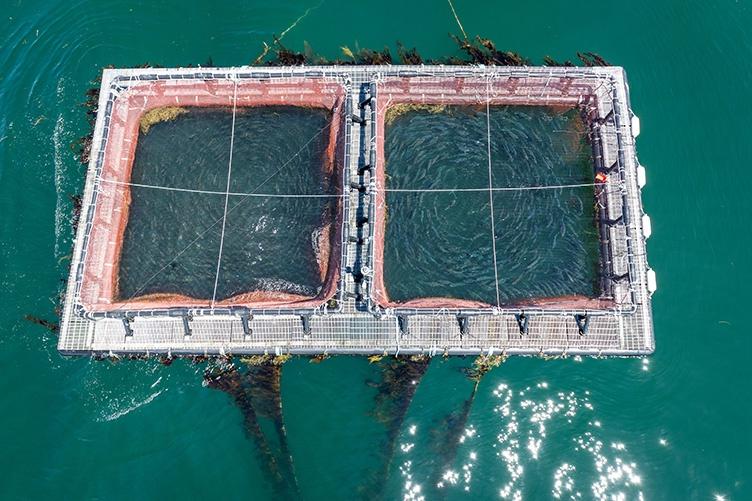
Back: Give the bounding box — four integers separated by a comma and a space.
211, 80, 238, 308
485, 76, 501, 307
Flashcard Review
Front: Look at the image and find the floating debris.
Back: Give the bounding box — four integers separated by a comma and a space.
139, 106, 187, 135
367, 354, 384, 364
309, 353, 329, 364
384, 103, 447, 126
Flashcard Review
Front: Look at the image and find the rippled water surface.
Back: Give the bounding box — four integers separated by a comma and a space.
384, 106, 598, 304
119, 106, 333, 300
1, 0, 751, 500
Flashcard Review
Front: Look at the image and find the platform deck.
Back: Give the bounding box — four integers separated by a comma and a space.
58, 65, 655, 357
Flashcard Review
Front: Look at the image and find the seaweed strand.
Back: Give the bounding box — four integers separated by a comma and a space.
205, 362, 300, 498
429, 355, 506, 489
361, 356, 430, 498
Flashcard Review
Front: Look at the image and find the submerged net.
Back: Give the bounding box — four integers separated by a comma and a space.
383, 105, 599, 305
117, 106, 335, 302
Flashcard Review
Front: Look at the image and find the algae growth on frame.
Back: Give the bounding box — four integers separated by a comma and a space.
117, 106, 336, 302
383, 105, 600, 305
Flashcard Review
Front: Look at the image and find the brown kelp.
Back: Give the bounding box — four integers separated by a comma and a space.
204, 360, 300, 498
576, 51, 611, 67
450, 35, 529, 66
254, 33, 610, 68
70, 86, 99, 165
245, 362, 297, 487
429, 386, 476, 487
429, 355, 505, 488
23, 314, 59, 333
269, 39, 309, 66
396, 42, 423, 65
543, 55, 576, 67
346, 45, 394, 65
360, 356, 430, 498
69, 194, 82, 233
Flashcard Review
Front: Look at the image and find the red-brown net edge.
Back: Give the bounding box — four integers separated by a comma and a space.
77, 78, 346, 313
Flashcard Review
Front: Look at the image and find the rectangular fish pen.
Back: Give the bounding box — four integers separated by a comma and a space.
58, 65, 656, 357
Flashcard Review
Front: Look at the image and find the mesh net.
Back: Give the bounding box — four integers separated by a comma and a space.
118, 106, 335, 302
77, 76, 346, 313
382, 105, 599, 306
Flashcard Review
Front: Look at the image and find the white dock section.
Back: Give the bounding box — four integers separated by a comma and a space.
58, 66, 655, 357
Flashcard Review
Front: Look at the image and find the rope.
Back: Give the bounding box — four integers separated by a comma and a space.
252, 0, 323, 64
485, 76, 501, 307
384, 182, 598, 193
99, 177, 598, 196
211, 80, 238, 307
447, 0, 468, 40
98, 178, 342, 198
100, 176, 598, 197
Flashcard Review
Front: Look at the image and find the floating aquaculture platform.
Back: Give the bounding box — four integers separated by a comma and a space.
58, 65, 656, 357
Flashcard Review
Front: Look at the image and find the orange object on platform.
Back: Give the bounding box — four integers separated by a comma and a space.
595, 172, 608, 183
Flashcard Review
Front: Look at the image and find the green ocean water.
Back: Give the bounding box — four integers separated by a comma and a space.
0, 0, 750, 499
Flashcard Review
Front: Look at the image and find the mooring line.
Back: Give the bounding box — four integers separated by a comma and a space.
211, 79, 238, 308
446, 0, 468, 40
485, 76, 501, 307
252, 0, 324, 65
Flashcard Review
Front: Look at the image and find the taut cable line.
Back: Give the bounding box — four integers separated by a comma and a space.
485, 76, 501, 307
211, 79, 239, 308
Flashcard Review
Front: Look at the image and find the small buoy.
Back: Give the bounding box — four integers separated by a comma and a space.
595, 172, 608, 183
642, 214, 652, 239
647, 269, 657, 294
637, 165, 647, 188
631, 114, 641, 138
